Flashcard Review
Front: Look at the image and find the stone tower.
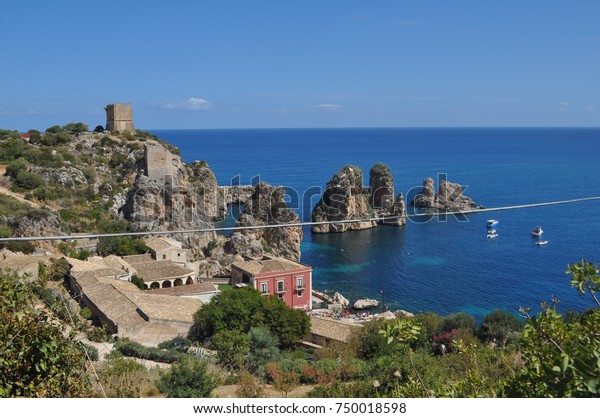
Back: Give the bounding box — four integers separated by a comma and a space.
105, 103, 135, 132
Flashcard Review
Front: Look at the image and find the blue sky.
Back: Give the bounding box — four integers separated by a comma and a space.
1, 0, 599, 130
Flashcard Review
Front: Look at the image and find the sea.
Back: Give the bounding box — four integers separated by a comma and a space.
151, 128, 600, 319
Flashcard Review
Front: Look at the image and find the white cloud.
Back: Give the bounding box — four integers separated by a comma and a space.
161, 97, 213, 111
558, 101, 569, 112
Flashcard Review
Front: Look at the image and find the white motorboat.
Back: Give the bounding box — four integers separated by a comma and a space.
487, 233, 498, 239
535, 240, 548, 246
487, 219, 499, 228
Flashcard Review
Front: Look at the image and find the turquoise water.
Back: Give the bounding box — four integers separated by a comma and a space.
151, 128, 600, 318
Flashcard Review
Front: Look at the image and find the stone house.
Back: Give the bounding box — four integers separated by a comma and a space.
145, 236, 187, 265
231, 255, 312, 310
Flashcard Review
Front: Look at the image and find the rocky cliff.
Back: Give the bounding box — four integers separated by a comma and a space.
413, 177, 477, 211
369, 163, 406, 226
312, 165, 377, 233
121, 143, 220, 257
227, 182, 303, 261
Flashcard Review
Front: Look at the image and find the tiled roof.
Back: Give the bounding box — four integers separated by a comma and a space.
135, 264, 195, 282
122, 254, 153, 265
146, 282, 219, 296
232, 256, 310, 276
145, 237, 181, 253
309, 317, 355, 343
122, 291, 201, 323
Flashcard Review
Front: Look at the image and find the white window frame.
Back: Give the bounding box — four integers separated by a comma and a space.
260, 282, 268, 295
296, 276, 304, 289
277, 279, 285, 293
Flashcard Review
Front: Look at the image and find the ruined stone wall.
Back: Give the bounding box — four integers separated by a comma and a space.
105, 103, 135, 132
144, 142, 182, 183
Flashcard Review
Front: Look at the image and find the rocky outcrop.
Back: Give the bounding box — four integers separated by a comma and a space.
333, 292, 350, 308
227, 182, 303, 261
413, 177, 477, 212
219, 185, 256, 205
353, 298, 380, 310
312, 165, 377, 233
187, 160, 226, 220
121, 143, 219, 257
13, 210, 64, 251
435, 180, 477, 211
312, 164, 406, 232
370, 163, 395, 214
414, 177, 436, 208
394, 309, 415, 318
29, 166, 87, 187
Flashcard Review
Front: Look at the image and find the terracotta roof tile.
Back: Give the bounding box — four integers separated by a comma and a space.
146, 282, 219, 296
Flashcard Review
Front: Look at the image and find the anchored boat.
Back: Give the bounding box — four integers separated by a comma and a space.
487, 219, 499, 228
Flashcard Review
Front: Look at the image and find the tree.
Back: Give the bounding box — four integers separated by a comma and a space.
156, 357, 218, 398
193, 287, 265, 337
0, 269, 92, 397
478, 309, 522, 346
247, 327, 280, 372
63, 122, 88, 134
261, 296, 310, 348
441, 312, 477, 334
193, 287, 310, 348
211, 329, 250, 370
131, 274, 145, 290
14, 170, 44, 190
93, 125, 105, 133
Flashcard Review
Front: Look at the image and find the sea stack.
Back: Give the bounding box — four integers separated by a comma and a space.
311, 165, 377, 233
413, 177, 478, 212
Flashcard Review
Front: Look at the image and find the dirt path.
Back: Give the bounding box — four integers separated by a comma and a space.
0, 164, 41, 208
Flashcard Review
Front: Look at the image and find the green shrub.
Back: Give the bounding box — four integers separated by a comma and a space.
441, 312, 477, 334
157, 337, 192, 351
79, 342, 99, 361
131, 274, 145, 290
478, 309, 523, 346
116, 341, 185, 364
81, 307, 93, 320
5, 241, 36, 254
156, 357, 218, 398
15, 171, 45, 190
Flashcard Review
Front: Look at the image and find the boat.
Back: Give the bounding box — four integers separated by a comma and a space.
487, 233, 498, 239
535, 240, 548, 246
487, 219, 499, 227
488, 229, 497, 234
531, 226, 543, 237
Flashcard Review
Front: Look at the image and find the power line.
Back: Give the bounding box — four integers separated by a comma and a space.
1, 195, 599, 242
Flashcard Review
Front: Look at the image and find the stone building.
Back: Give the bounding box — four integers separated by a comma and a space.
105, 103, 135, 132
145, 236, 187, 265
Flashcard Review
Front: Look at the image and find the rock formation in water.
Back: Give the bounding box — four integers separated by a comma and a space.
227, 182, 303, 261
414, 177, 436, 208
369, 163, 407, 226
435, 180, 477, 211
312, 163, 406, 233
312, 165, 377, 233
413, 177, 477, 212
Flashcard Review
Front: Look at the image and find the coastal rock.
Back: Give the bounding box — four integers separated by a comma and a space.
414, 177, 436, 208
393, 309, 415, 318
312, 165, 377, 233
435, 180, 477, 211
228, 182, 303, 262
375, 311, 397, 321
333, 292, 350, 308
353, 298, 380, 310
413, 177, 478, 212
369, 163, 395, 214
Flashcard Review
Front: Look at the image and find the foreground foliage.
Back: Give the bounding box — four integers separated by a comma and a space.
0, 269, 92, 397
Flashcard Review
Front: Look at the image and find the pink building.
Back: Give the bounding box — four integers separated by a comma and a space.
231, 256, 312, 310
